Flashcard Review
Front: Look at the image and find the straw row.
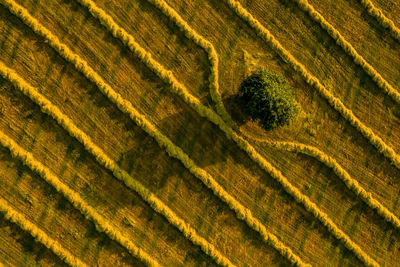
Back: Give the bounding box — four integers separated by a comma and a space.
73, 0, 377, 266
359, 0, 400, 43
292, 0, 400, 104
244, 132, 400, 230
222, 0, 400, 172
0, 57, 233, 266
0, 195, 85, 267
2, 0, 307, 264
146, 0, 237, 130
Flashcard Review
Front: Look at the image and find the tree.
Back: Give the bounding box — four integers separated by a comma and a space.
238, 69, 299, 130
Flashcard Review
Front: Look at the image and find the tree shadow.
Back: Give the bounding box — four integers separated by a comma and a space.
223, 94, 251, 127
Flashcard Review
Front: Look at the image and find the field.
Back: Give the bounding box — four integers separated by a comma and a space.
0, 0, 399, 266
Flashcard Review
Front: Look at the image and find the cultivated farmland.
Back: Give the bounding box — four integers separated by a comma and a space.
0, 0, 399, 266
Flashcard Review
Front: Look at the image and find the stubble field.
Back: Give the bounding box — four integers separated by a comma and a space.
0, 0, 399, 266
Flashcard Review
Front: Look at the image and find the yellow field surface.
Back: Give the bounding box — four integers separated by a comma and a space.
0, 0, 399, 266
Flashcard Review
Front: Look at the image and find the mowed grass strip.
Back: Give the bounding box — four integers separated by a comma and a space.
223, 0, 400, 167
0, 59, 232, 266
0, 212, 67, 267
292, 0, 400, 103
145, 0, 237, 130
0, 196, 85, 267
59, 0, 380, 266
4, 0, 303, 264
0, 138, 146, 267
370, 0, 400, 27
243, 134, 400, 230
359, 0, 400, 42
244, 134, 400, 265
0, 8, 289, 266
163, 0, 400, 224
234, 0, 400, 157
0, 69, 159, 266
305, 0, 400, 92
0, 78, 219, 267
152, 0, 400, 238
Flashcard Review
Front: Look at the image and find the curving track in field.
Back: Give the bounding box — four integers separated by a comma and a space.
0, 2, 235, 266
0, 0, 398, 265
222, 0, 400, 172
145, 0, 400, 233
66, 0, 380, 266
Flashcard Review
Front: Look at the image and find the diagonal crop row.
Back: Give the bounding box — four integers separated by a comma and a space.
68, 0, 379, 266
242, 131, 400, 230
145, 0, 237, 130
0, 178, 86, 267
292, 0, 400, 104
145, 0, 400, 236
0, 63, 160, 267
0, 60, 233, 267
1, 0, 308, 265
359, 0, 400, 43
222, 0, 400, 172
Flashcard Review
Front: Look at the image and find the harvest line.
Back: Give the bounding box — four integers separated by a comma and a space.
145, 0, 237, 130
1, 0, 307, 265
291, 0, 400, 104
70, 0, 377, 266
359, 0, 400, 43
222, 0, 400, 171
0, 63, 160, 267
0, 60, 232, 267
144, 0, 400, 233
0, 188, 86, 267
242, 131, 400, 230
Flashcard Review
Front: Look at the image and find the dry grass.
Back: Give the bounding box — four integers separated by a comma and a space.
0, 0, 399, 265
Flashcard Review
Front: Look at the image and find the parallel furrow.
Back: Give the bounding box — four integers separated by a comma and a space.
0, 189, 85, 267
359, 0, 400, 42
291, 0, 400, 104
0, 60, 232, 266
144, 0, 237, 130
242, 131, 400, 230
1, 0, 307, 265
68, 0, 377, 266
222, 0, 400, 170
147, 0, 400, 235
0, 63, 159, 267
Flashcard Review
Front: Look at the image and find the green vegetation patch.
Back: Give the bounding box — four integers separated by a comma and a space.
238, 69, 299, 130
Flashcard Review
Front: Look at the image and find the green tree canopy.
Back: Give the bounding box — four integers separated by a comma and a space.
239, 69, 299, 130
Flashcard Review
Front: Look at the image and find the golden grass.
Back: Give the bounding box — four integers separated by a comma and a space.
0, 59, 233, 266
157, 0, 400, 233
1, 0, 398, 265
67, 0, 382, 266
293, 0, 400, 103
0, 197, 69, 266
359, 0, 400, 42
243, 131, 400, 230
154, 0, 400, 251
0, 4, 293, 265
2, 0, 313, 265
61, 1, 312, 264
145, 0, 237, 131
0, 194, 85, 267
0, 68, 160, 266
221, 0, 400, 173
